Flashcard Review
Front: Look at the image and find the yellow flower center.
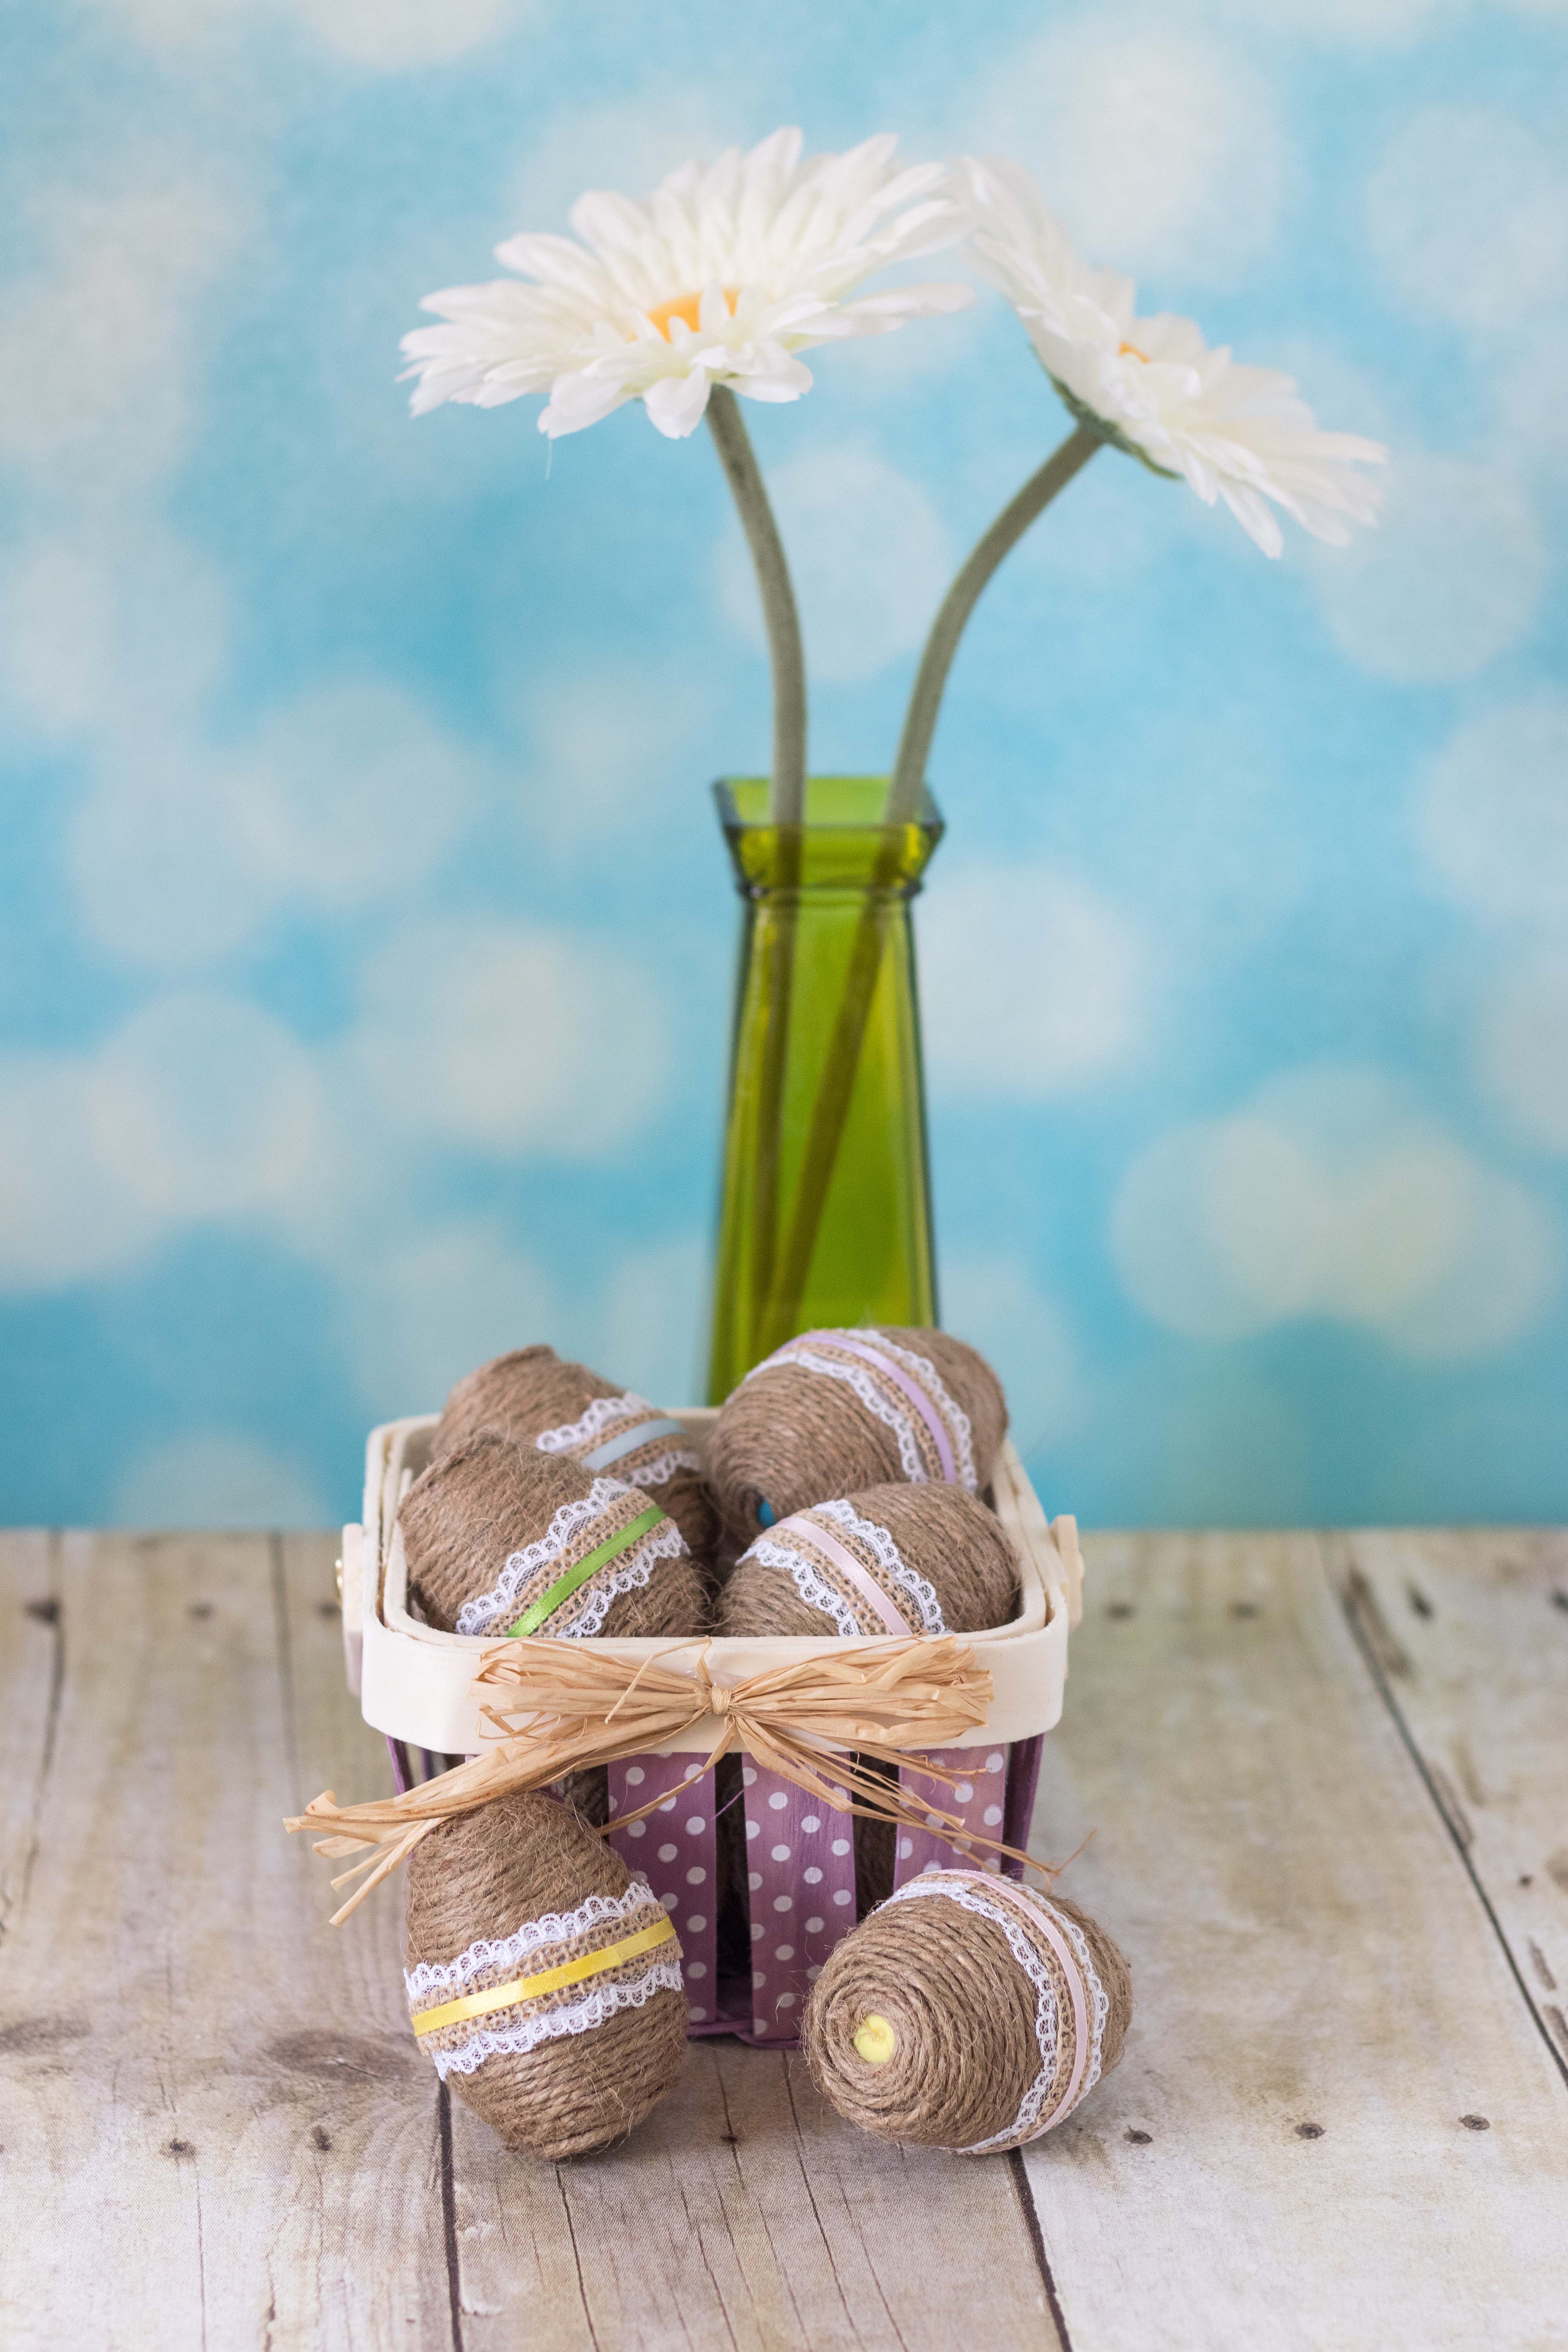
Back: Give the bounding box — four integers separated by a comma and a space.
1119, 340, 1151, 363
646, 287, 739, 339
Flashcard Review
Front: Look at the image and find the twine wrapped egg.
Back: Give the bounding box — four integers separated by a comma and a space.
707, 1327, 1008, 1548
714, 1484, 1019, 1915
804, 1868, 1131, 2154
715, 1483, 1019, 1639
399, 1430, 708, 1641
434, 1345, 717, 1575
405, 1789, 688, 2159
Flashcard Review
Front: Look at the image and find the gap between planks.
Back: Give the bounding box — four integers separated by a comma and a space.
1015, 1528, 1568, 2352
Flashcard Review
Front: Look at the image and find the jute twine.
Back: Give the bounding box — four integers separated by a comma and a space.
715, 1483, 1020, 1639
405, 1789, 688, 2160
707, 1327, 1008, 1546
399, 1430, 708, 1639
804, 1870, 1131, 2154
716, 1482, 1020, 1912
434, 1346, 717, 1579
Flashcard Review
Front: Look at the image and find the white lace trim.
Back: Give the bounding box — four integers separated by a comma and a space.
873, 1332, 979, 1493
749, 1535, 864, 1635
621, 1446, 701, 1490
888, 1877, 1108, 2152
816, 1497, 946, 1633
534, 1390, 701, 1485
452, 1477, 687, 1639
406, 1880, 661, 2000
750, 1330, 978, 1493
744, 1501, 945, 1637
407, 1880, 681, 2080
425, 1962, 686, 2078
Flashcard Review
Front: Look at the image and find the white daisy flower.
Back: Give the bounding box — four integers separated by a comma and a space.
958, 157, 1387, 558
401, 127, 973, 442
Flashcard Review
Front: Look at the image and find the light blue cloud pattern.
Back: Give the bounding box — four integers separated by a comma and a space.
2, 0, 1566, 1529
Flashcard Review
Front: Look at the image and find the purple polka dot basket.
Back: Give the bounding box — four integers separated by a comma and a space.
340, 1410, 1083, 2049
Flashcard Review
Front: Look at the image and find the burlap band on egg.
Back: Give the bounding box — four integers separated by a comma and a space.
741, 1499, 948, 1638
453, 1477, 688, 1640
535, 1390, 701, 1492
887, 1869, 1109, 2152
745, 1330, 978, 1492
405, 1879, 683, 2082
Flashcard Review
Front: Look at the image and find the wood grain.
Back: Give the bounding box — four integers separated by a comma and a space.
0, 1532, 449, 2350
449, 2034, 1061, 2351
1334, 1526, 1568, 2085
5, 1526, 1566, 2352
0, 1534, 1060, 2352
1020, 1531, 1568, 2352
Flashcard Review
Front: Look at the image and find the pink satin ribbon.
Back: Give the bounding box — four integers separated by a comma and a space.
769, 1510, 913, 1636
770, 1331, 957, 1485
954, 1870, 1092, 2142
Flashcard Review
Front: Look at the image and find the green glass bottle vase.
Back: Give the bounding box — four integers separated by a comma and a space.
706, 775, 943, 1403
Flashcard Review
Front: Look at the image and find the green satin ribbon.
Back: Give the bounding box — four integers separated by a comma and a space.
506, 1502, 669, 1638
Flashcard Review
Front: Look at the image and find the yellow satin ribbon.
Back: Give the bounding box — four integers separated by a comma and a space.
411, 1913, 677, 2037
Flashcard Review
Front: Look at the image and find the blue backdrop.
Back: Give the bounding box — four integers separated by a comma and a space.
4, 0, 1566, 1530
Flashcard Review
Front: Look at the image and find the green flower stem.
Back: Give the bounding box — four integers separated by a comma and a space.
768, 423, 1103, 1346
761, 825, 907, 1357
706, 385, 807, 825
706, 384, 806, 1314
884, 421, 1102, 825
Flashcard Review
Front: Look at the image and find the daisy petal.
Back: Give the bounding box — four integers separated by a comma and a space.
400, 127, 970, 436
954, 153, 1386, 556
642, 368, 716, 437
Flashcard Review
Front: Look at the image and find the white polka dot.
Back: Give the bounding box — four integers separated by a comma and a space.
805, 1916, 824, 1934
658, 1797, 677, 1813
748, 1872, 762, 1891
985, 1752, 1004, 1774
802, 1866, 823, 1885
897, 1837, 914, 1859
832, 1889, 852, 1907
753, 1970, 767, 1988
686, 1915, 707, 1934
831, 1838, 851, 1857
627, 1820, 646, 1839
770, 1843, 791, 1862
658, 1843, 678, 1862
921, 1858, 941, 1873
624, 1765, 645, 1786
983, 1804, 1004, 1827
750, 1922, 764, 1940
753, 2016, 767, 2033
955, 1782, 974, 1803
685, 1866, 706, 1886
801, 1815, 820, 1833
742, 1766, 757, 1787
806, 1965, 821, 1980
745, 1820, 759, 1841
607, 1794, 617, 1813
777, 1992, 795, 2009
684, 1815, 706, 1836
686, 1960, 707, 1978
775, 1944, 795, 1961
773, 1895, 793, 1913
768, 1791, 788, 1811
688, 2004, 707, 2022
661, 1892, 679, 1911
984, 1858, 1001, 1874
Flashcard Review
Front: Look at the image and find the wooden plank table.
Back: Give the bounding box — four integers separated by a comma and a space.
2, 1526, 1565, 2350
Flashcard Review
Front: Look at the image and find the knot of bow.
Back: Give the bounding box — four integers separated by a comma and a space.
287, 1633, 1032, 1925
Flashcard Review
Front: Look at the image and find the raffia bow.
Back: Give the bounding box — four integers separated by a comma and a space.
289, 1633, 1051, 1924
